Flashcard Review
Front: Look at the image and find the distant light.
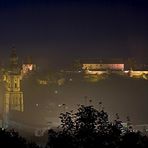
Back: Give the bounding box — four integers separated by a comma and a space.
58, 104, 66, 107
2, 128, 5, 131
54, 90, 58, 94
36, 104, 39, 107
58, 104, 62, 107
124, 70, 129, 73
69, 78, 72, 81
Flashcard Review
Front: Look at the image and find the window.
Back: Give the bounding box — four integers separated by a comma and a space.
15, 83, 17, 88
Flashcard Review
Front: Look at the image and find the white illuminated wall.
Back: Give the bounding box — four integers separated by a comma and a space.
82, 64, 124, 71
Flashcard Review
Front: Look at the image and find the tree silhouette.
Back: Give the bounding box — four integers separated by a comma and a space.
0, 128, 40, 148
60, 111, 75, 134
47, 105, 148, 148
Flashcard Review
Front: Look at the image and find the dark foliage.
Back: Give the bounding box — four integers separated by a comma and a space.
46, 105, 148, 148
1, 105, 148, 148
0, 128, 40, 148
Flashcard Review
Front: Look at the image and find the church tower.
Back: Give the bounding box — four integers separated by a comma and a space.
3, 48, 24, 128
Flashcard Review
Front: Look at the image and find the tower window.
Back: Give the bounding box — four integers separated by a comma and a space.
15, 83, 17, 88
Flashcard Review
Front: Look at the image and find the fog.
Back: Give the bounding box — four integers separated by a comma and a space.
16, 73, 148, 128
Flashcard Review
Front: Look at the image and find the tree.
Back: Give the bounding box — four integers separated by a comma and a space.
119, 131, 148, 148
0, 128, 40, 148
47, 105, 148, 148
60, 111, 75, 134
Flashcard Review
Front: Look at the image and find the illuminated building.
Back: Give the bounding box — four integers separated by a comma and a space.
83, 63, 124, 71
81, 58, 124, 70
124, 70, 148, 79
21, 56, 36, 77
2, 49, 24, 128
80, 58, 124, 75
80, 58, 148, 80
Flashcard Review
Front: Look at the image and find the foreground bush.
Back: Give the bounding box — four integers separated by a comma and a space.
0, 128, 39, 148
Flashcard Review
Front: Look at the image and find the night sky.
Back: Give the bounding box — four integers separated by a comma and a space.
0, 0, 148, 67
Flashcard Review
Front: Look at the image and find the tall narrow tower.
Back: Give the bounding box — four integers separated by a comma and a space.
3, 48, 24, 128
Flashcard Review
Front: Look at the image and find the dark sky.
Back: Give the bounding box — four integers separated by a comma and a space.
0, 0, 148, 67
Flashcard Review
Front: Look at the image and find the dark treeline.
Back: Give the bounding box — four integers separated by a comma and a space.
46, 105, 148, 148
0, 105, 148, 148
0, 128, 39, 148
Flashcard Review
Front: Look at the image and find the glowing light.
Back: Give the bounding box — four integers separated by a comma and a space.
54, 90, 58, 94
124, 70, 129, 73
38, 80, 48, 85
85, 70, 107, 75
58, 104, 62, 107
22, 64, 35, 75
69, 78, 73, 81
82, 63, 124, 71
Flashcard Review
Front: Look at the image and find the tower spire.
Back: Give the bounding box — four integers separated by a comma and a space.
9, 47, 19, 73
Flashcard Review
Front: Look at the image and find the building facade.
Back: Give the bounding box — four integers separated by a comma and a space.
2, 49, 24, 128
